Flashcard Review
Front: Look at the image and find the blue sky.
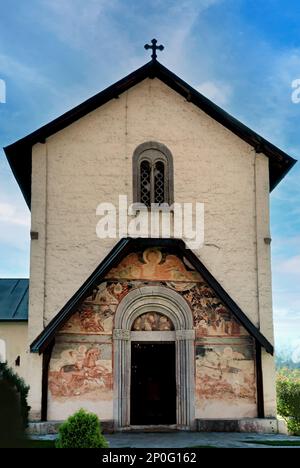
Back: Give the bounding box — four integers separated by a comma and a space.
0, 0, 299, 353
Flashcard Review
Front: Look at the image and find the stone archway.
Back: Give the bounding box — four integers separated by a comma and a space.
113, 285, 195, 430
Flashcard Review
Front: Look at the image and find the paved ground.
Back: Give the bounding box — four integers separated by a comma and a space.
105, 432, 300, 448
37, 432, 300, 448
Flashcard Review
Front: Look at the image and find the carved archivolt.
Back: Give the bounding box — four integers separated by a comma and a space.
113, 285, 195, 430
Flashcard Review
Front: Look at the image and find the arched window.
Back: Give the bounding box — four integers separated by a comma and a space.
133, 142, 174, 207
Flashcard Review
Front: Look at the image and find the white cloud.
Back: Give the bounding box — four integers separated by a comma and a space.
40, 0, 119, 47
0, 201, 30, 258
273, 307, 290, 320
0, 53, 55, 91
292, 341, 300, 363
38, 0, 223, 73
0, 52, 69, 114
197, 80, 232, 106
250, 47, 300, 147
271, 235, 300, 255
0, 202, 14, 219
278, 255, 300, 275
0, 202, 30, 227
273, 305, 300, 342
158, 0, 223, 69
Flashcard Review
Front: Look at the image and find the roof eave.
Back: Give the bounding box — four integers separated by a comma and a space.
0, 319, 28, 322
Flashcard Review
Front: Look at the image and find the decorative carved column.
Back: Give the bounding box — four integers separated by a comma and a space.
176, 330, 195, 429
113, 329, 131, 428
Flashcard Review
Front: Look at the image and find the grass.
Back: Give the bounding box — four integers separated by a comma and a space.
23, 438, 56, 448
1, 438, 56, 448
244, 439, 300, 447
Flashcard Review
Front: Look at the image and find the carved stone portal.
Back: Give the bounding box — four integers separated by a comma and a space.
113, 285, 195, 430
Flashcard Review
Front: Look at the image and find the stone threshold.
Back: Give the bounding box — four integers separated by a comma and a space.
121, 425, 179, 433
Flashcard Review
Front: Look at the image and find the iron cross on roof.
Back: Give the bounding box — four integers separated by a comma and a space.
144, 38, 164, 60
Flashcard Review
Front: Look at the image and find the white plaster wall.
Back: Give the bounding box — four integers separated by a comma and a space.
47, 398, 113, 421
28, 77, 275, 417
196, 401, 257, 419
0, 322, 28, 381
27, 143, 47, 419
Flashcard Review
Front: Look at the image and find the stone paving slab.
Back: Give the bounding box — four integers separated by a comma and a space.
33, 432, 300, 448
105, 432, 300, 448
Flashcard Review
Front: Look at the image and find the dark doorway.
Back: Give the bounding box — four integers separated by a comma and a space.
130, 342, 176, 425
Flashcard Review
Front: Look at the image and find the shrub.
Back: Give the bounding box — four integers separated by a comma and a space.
0, 362, 30, 429
55, 409, 108, 448
287, 418, 300, 436
0, 362, 30, 447
277, 371, 300, 435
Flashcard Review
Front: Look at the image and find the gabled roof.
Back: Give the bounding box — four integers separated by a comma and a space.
30, 238, 273, 355
0, 279, 29, 321
4, 59, 296, 209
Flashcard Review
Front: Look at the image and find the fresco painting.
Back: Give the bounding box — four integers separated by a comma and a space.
59, 250, 246, 338
195, 340, 257, 418
181, 283, 247, 337
59, 281, 131, 334
48, 342, 112, 400
132, 312, 174, 331
60, 303, 116, 334
60, 278, 245, 338
88, 281, 131, 304
50, 248, 256, 420
105, 248, 202, 281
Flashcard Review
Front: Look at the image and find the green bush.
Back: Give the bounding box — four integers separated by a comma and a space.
277, 371, 300, 435
0, 362, 30, 429
55, 409, 108, 448
287, 418, 300, 435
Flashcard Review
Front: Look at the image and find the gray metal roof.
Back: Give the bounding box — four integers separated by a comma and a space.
0, 279, 29, 321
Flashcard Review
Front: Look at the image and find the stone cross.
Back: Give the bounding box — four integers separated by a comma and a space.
144, 38, 164, 60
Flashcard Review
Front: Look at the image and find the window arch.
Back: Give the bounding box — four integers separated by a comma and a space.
133, 142, 174, 207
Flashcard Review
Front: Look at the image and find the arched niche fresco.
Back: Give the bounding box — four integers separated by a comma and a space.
132, 312, 174, 331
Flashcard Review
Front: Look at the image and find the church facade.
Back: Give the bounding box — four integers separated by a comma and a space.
4, 50, 296, 431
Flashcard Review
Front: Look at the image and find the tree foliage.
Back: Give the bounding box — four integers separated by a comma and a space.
0, 362, 30, 447
277, 369, 300, 435
0, 362, 30, 428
